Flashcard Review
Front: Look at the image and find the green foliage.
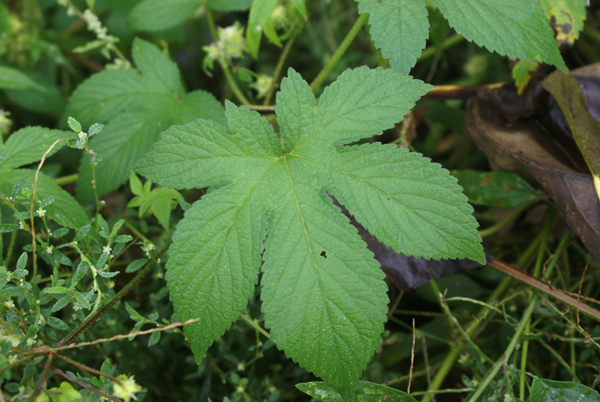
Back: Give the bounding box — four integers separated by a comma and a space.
455, 170, 541, 209
357, 0, 429, 74
3, 0, 598, 401
127, 172, 183, 230
128, 0, 201, 32
0, 66, 44, 91
296, 381, 418, 401
432, 0, 566, 70
360, 0, 567, 72
136, 66, 483, 397
65, 38, 225, 202
0, 127, 88, 229
530, 377, 600, 402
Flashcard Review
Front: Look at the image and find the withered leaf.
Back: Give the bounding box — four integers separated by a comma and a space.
464, 67, 600, 261
542, 69, 600, 202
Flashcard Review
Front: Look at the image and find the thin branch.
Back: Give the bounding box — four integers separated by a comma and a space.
30, 138, 70, 283
489, 258, 600, 322
50, 367, 120, 402
53, 319, 199, 352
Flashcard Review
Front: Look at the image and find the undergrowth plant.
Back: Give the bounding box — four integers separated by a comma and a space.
0, 0, 599, 401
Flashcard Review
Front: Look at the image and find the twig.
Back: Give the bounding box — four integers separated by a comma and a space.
577, 262, 600, 349
408, 318, 415, 394
52, 354, 123, 385
489, 258, 600, 322
53, 319, 198, 351
50, 367, 120, 402
465, 296, 539, 402
30, 138, 69, 283
54, 261, 155, 348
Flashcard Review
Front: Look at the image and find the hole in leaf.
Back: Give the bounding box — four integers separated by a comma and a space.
319, 251, 327, 259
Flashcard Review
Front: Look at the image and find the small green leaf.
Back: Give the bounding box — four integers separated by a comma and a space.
125, 259, 149, 273
74, 224, 91, 242
88, 123, 104, 137
130, 172, 143, 196
125, 302, 145, 321
148, 331, 161, 346
296, 381, 418, 401
0, 223, 19, 233
52, 294, 72, 312
455, 170, 540, 209
44, 287, 69, 294
97, 270, 119, 278
46, 316, 70, 331
71, 261, 89, 288
530, 377, 600, 402
52, 250, 73, 266
73, 291, 91, 309
67, 117, 82, 133
114, 234, 134, 243
432, 0, 567, 70
16, 252, 27, 271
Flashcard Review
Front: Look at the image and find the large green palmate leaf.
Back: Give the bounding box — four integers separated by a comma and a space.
357, 0, 429, 74
432, 0, 566, 70
65, 38, 225, 201
136, 67, 484, 399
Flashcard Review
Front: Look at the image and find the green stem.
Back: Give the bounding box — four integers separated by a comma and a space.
123, 220, 149, 243
310, 13, 368, 92
55, 261, 155, 348
239, 313, 273, 341
221, 61, 252, 106
431, 282, 494, 364
264, 26, 299, 105
466, 295, 539, 402
420, 231, 544, 402
478, 200, 537, 238
417, 34, 464, 62
54, 173, 79, 186
520, 209, 554, 400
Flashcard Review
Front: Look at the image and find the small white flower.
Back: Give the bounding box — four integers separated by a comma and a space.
19, 222, 23, 229
6, 300, 15, 308
45, 245, 54, 254
36, 299, 40, 304
78, 131, 87, 140
26, 338, 35, 346
47, 229, 52, 237
37, 207, 46, 217
103, 246, 112, 254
